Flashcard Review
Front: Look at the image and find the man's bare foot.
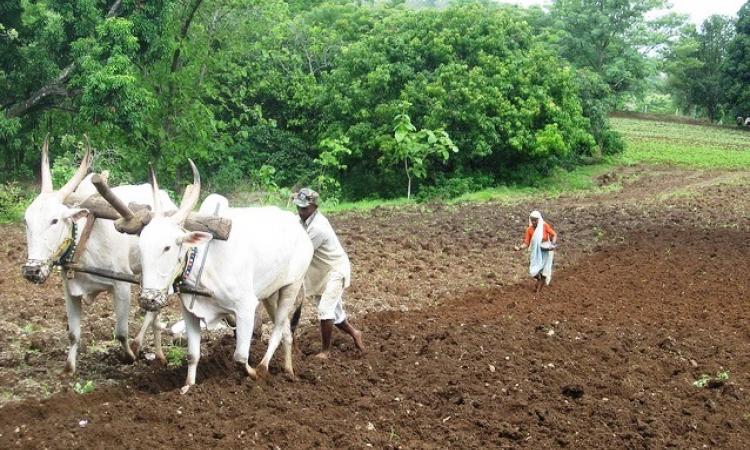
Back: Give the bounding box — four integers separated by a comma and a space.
314, 351, 330, 359
352, 329, 365, 352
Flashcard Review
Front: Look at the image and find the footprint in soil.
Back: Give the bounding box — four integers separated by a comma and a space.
561, 384, 584, 399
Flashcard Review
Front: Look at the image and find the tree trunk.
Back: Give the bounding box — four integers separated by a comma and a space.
404, 159, 411, 199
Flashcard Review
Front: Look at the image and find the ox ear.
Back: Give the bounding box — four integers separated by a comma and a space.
129, 246, 142, 275
178, 231, 212, 247
62, 208, 89, 222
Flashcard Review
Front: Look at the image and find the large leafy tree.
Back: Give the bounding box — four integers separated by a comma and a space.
309, 4, 598, 197
550, 0, 682, 98
665, 15, 735, 122
0, 0, 186, 182
1, 0, 625, 201
723, 1, 750, 118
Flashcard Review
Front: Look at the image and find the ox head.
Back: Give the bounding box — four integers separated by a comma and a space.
22, 136, 92, 284
137, 161, 211, 311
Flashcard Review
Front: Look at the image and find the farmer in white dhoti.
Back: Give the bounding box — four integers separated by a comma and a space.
293, 188, 365, 359
514, 210, 558, 293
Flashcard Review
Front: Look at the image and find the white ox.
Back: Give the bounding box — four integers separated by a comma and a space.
21, 138, 176, 373
126, 163, 312, 394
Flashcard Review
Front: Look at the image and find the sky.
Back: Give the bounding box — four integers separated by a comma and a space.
496, 0, 747, 25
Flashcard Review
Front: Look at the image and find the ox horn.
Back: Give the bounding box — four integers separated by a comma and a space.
57, 134, 93, 201
171, 159, 201, 225
148, 163, 163, 217
40, 134, 53, 193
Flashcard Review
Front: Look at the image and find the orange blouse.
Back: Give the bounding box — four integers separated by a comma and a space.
523, 223, 557, 246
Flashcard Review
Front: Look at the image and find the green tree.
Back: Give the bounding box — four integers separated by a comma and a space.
550, 0, 683, 98
665, 15, 735, 121
380, 109, 457, 199
723, 1, 750, 118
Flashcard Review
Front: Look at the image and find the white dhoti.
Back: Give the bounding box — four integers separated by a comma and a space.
309, 271, 347, 324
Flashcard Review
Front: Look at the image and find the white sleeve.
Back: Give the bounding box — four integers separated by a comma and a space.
307, 225, 326, 250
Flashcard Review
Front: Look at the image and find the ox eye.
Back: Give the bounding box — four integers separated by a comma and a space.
51, 219, 59, 225
163, 246, 171, 252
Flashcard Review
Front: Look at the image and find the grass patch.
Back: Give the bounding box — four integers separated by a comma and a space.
72, 380, 96, 395
451, 162, 619, 205
612, 117, 750, 169
322, 197, 416, 213
165, 345, 187, 367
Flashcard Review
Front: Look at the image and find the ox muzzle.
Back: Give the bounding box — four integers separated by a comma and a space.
21, 260, 53, 284
139, 288, 170, 312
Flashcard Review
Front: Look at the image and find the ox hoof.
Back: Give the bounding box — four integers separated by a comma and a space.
256, 365, 271, 380
121, 351, 136, 364
61, 364, 76, 378
155, 352, 167, 366
180, 385, 192, 395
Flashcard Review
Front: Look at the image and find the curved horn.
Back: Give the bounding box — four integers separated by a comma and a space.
149, 163, 163, 217
57, 134, 93, 201
41, 134, 53, 193
171, 159, 200, 224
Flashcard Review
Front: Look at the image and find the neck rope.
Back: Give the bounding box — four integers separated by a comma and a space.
49, 222, 77, 267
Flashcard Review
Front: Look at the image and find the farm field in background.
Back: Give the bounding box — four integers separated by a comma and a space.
0, 117, 749, 448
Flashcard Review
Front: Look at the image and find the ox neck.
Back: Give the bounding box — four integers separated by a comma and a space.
52, 221, 78, 267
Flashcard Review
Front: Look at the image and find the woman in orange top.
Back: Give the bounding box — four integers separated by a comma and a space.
514, 210, 557, 293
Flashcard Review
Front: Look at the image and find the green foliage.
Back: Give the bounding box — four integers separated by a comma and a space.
380, 108, 457, 198
312, 136, 353, 202
550, 0, 682, 98
165, 345, 186, 367
693, 370, 730, 388
0, 181, 32, 223
2, 0, 628, 204
416, 173, 494, 202
72, 380, 95, 395
723, 1, 750, 117
665, 15, 735, 122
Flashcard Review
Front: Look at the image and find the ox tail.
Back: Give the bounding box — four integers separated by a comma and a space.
290, 302, 303, 334
290, 283, 305, 335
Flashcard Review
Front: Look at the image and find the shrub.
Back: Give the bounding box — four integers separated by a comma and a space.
0, 182, 32, 223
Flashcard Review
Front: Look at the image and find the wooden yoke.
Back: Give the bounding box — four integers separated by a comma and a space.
63, 175, 232, 240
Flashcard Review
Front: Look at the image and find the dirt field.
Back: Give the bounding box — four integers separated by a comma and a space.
1, 165, 749, 448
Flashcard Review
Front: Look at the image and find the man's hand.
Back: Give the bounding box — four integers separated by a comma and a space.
513, 245, 521, 252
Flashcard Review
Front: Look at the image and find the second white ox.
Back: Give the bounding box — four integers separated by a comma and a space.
128, 163, 312, 394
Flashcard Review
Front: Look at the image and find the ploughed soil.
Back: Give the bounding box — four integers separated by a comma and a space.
1, 166, 749, 448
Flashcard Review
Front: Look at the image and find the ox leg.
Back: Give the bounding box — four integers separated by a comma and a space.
131, 310, 155, 357
252, 303, 263, 341
112, 283, 136, 363
181, 302, 202, 395
233, 296, 259, 380
258, 293, 278, 341
63, 288, 84, 374
151, 312, 166, 364
259, 282, 301, 378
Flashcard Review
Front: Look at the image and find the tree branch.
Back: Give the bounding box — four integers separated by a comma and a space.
4, 66, 74, 118
171, 0, 204, 74
2, 0, 124, 119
